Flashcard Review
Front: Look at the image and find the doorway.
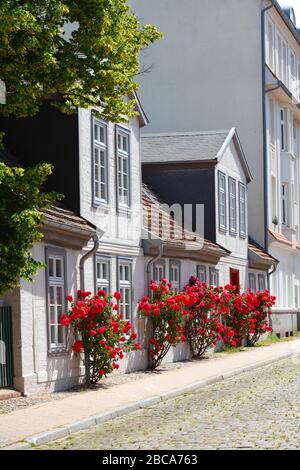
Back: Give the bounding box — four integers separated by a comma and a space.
230, 268, 240, 294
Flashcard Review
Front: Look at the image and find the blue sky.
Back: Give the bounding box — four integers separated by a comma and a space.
279, 0, 300, 26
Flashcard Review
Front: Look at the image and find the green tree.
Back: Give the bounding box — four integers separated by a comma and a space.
0, 1, 161, 296
0, 0, 161, 122
0, 162, 59, 296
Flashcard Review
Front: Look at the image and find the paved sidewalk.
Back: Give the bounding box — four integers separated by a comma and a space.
1, 339, 300, 448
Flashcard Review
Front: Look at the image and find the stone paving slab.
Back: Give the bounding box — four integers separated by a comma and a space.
1, 339, 300, 449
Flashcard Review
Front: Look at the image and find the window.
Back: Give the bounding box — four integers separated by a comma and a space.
280, 108, 287, 151
282, 42, 288, 84
228, 177, 237, 234
290, 51, 296, 94
239, 182, 246, 238
153, 261, 165, 284
118, 260, 132, 321
197, 265, 207, 283
248, 273, 256, 292
269, 99, 275, 145
209, 268, 219, 287
282, 183, 288, 225
267, 21, 274, 69
218, 171, 227, 231
93, 119, 108, 204
46, 250, 66, 350
258, 274, 266, 291
277, 35, 282, 79
169, 260, 181, 291
116, 128, 130, 207
95, 257, 110, 294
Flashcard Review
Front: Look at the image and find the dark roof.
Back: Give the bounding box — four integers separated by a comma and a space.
142, 183, 229, 257
141, 131, 228, 164
141, 128, 252, 182
43, 203, 96, 235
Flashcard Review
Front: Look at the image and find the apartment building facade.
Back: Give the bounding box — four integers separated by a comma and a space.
130, 0, 300, 336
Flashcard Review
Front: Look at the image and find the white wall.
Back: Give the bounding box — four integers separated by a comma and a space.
130, 0, 265, 245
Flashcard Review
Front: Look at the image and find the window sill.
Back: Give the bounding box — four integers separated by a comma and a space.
48, 348, 69, 357
218, 226, 227, 234
117, 206, 132, 217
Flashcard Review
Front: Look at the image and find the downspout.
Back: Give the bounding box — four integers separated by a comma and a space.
267, 261, 278, 327
79, 232, 100, 386
262, 0, 275, 252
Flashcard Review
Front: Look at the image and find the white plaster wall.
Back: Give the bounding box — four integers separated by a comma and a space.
130, 0, 265, 245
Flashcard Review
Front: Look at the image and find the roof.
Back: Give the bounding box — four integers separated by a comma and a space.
142, 183, 229, 258
141, 128, 252, 182
248, 238, 278, 269
43, 203, 96, 235
273, 1, 300, 48
269, 229, 292, 247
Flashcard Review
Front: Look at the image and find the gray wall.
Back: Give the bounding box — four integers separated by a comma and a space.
131, 0, 265, 245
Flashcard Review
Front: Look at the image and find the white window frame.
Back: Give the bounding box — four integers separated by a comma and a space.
267, 19, 274, 70
218, 171, 227, 231
118, 258, 133, 322
116, 126, 131, 209
153, 260, 166, 284
46, 249, 67, 351
280, 108, 287, 152
238, 182, 247, 238
197, 265, 207, 284
258, 274, 266, 291
248, 273, 256, 292
282, 182, 288, 226
169, 260, 181, 291
228, 177, 237, 234
209, 267, 219, 287
95, 256, 111, 294
93, 118, 108, 204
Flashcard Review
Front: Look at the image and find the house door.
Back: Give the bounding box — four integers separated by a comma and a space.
0, 306, 14, 388
230, 268, 240, 294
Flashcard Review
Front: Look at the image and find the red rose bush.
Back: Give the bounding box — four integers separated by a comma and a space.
138, 278, 186, 369
61, 290, 140, 384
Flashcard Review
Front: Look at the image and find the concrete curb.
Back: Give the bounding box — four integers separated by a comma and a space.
1, 351, 295, 450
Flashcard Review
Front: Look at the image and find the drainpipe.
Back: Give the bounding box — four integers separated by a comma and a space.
262, 1, 276, 252
79, 231, 100, 386
267, 261, 278, 328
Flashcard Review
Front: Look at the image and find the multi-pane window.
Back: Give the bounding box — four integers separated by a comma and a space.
153, 262, 165, 284
267, 21, 274, 70
218, 171, 227, 231
248, 273, 256, 292
239, 182, 246, 238
209, 268, 219, 287
258, 274, 266, 291
47, 253, 66, 350
170, 260, 180, 291
93, 120, 108, 203
118, 261, 132, 321
228, 177, 237, 234
96, 257, 110, 294
197, 265, 207, 284
282, 183, 288, 225
280, 108, 287, 151
117, 129, 130, 207
290, 51, 296, 94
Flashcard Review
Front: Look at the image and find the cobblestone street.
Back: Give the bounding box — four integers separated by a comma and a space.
39, 358, 300, 450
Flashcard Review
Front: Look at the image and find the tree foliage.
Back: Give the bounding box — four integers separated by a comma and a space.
0, 0, 162, 122
0, 162, 59, 296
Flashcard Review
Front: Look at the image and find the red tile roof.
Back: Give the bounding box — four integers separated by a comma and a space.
142, 184, 228, 256
269, 229, 292, 247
